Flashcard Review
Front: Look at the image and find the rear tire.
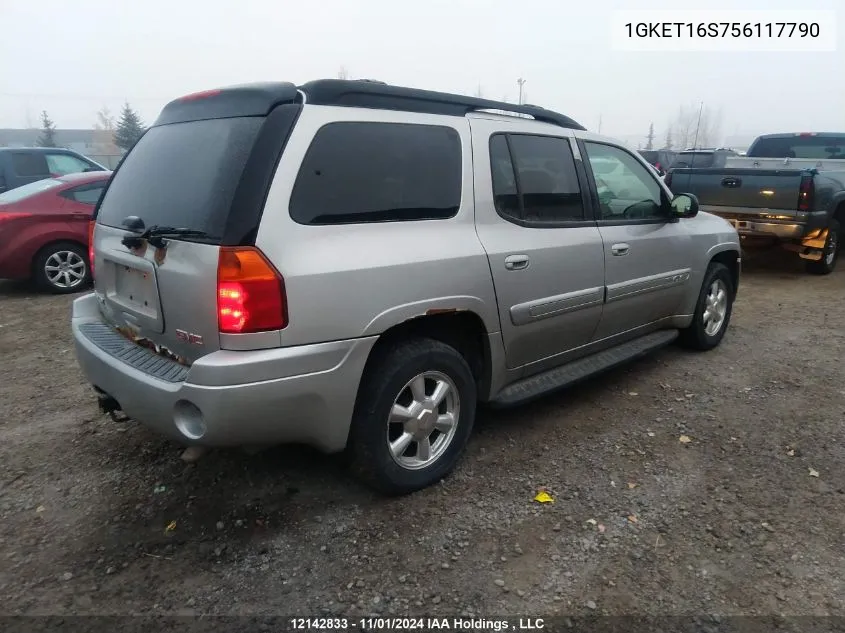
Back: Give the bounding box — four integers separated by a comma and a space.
806, 220, 839, 275
33, 242, 91, 294
348, 338, 476, 495
679, 262, 734, 351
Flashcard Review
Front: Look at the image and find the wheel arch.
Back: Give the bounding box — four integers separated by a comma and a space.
359, 310, 493, 404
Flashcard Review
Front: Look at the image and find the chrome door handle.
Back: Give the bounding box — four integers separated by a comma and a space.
611, 243, 629, 256
504, 254, 530, 270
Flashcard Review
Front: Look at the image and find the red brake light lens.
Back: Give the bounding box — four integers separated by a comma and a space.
88, 221, 96, 279
798, 175, 814, 211
217, 247, 286, 334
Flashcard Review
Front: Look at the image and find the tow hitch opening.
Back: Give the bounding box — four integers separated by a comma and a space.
96, 390, 130, 423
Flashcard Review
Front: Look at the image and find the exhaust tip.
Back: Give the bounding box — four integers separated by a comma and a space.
174, 400, 206, 440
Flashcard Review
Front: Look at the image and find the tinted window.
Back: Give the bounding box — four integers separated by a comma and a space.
748, 135, 845, 159
583, 142, 664, 221
671, 152, 715, 168
0, 178, 63, 204
290, 122, 461, 225
65, 183, 106, 205
46, 153, 92, 175
12, 153, 49, 177
490, 135, 519, 219
96, 117, 262, 241
489, 134, 584, 223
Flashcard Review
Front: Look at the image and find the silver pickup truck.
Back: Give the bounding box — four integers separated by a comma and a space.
667, 133, 845, 274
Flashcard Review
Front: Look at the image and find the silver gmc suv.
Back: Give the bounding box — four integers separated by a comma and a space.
72, 80, 741, 494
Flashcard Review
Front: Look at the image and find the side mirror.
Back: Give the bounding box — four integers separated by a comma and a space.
671, 193, 699, 218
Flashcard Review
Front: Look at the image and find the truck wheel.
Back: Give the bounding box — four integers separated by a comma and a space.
679, 262, 734, 351
33, 242, 91, 294
806, 220, 839, 275
348, 338, 476, 495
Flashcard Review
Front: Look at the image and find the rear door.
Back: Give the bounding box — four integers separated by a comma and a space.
9, 152, 51, 189
469, 116, 605, 372
580, 140, 693, 340
93, 115, 268, 363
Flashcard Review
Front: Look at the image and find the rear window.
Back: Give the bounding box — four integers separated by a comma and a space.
289, 122, 462, 225
0, 178, 62, 204
96, 117, 263, 240
748, 135, 845, 160
671, 152, 715, 169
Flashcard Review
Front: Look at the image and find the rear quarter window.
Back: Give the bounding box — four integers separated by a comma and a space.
289, 122, 462, 225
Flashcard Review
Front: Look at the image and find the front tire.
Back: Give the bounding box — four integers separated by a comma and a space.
679, 262, 734, 351
806, 220, 839, 275
33, 242, 91, 294
348, 338, 477, 495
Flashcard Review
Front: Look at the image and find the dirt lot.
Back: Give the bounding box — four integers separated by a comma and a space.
1, 251, 844, 622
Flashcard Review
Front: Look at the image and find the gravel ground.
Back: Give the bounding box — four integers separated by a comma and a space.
1, 250, 844, 621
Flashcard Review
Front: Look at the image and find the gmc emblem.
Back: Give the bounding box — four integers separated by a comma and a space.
175, 329, 204, 345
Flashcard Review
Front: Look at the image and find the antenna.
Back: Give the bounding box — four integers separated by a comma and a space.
690, 101, 704, 169
598, 113, 603, 134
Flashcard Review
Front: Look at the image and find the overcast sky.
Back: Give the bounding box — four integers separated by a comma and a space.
0, 0, 842, 143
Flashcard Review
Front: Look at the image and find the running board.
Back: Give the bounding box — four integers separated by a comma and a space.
490, 329, 679, 408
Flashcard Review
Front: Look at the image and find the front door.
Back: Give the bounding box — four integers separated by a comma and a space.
580, 140, 693, 341
469, 117, 605, 372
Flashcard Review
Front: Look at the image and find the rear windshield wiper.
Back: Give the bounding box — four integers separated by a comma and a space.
121, 225, 214, 249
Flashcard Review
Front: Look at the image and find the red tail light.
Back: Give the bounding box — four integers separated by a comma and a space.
217, 247, 287, 334
798, 174, 814, 211
88, 221, 96, 279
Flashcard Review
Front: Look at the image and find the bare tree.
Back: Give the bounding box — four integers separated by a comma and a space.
94, 106, 115, 131
671, 105, 698, 150
93, 106, 119, 157
696, 105, 723, 148
337, 66, 349, 80
645, 122, 655, 150
671, 103, 724, 149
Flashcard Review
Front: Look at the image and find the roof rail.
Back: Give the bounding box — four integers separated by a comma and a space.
298, 79, 586, 131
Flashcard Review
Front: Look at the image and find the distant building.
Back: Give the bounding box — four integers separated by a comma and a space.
0, 128, 124, 168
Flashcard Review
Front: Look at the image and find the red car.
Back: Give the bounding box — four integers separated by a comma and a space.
0, 171, 111, 293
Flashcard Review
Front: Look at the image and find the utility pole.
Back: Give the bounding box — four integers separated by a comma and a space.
517, 78, 526, 105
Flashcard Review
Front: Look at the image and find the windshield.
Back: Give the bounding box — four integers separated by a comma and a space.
0, 178, 62, 204
748, 135, 845, 160
96, 116, 263, 242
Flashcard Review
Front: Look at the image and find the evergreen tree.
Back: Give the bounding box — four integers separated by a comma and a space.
114, 102, 145, 151
37, 111, 57, 147
664, 128, 673, 150
645, 122, 655, 150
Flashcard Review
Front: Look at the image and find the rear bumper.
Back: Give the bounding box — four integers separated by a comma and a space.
71, 292, 377, 452
701, 207, 829, 242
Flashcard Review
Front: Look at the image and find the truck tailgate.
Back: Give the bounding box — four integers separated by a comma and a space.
668, 168, 804, 211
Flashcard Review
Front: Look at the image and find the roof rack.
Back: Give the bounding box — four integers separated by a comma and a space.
298, 79, 586, 131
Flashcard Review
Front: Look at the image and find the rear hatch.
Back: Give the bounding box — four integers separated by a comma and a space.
667, 167, 804, 212
91, 84, 301, 364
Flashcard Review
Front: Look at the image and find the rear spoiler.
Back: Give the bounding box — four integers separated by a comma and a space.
154, 82, 300, 125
